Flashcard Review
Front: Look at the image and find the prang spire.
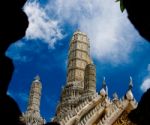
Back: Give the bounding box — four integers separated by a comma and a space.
22, 75, 45, 125
67, 30, 92, 85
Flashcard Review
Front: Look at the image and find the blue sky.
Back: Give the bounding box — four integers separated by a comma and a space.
6, 0, 150, 122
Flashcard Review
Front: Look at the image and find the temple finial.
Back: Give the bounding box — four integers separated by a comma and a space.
102, 76, 107, 94
102, 77, 106, 88
103, 76, 106, 81
113, 92, 118, 99
130, 76, 132, 82
34, 75, 40, 81
129, 76, 133, 90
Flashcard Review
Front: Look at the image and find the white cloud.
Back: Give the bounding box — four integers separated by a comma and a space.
24, 1, 64, 47
141, 64, 150, 92
46, 0, 143, 64
141, 78, 150, 92
22, 0, 143, 64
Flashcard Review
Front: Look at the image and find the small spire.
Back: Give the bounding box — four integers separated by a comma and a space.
113, 92, 118, 99
100, 77, 108, 97
106, 86, 108, 95
103, 76, 106, 81
130, 76, 132, 82
102, 77, 106, 89
34, 75, 40, 81
129, 76, 133, 90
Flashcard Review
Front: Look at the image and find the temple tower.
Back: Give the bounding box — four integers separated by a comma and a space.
67, 30, 92, 86
22, 76, 45, 125
55, 30, 96, 121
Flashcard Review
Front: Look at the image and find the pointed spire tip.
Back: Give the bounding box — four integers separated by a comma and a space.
129, 76, 133, 89
34, 75, 40, 81
130, 76, 132, 81
103, 76, 105, 81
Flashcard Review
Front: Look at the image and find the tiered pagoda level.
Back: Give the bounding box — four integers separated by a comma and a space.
23, 31, 137, 125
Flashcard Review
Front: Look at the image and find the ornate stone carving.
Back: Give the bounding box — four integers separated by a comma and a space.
113, 111, 135, 125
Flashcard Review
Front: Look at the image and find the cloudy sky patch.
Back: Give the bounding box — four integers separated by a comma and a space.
24, 1, 64, 47
24, 0, 143, 64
